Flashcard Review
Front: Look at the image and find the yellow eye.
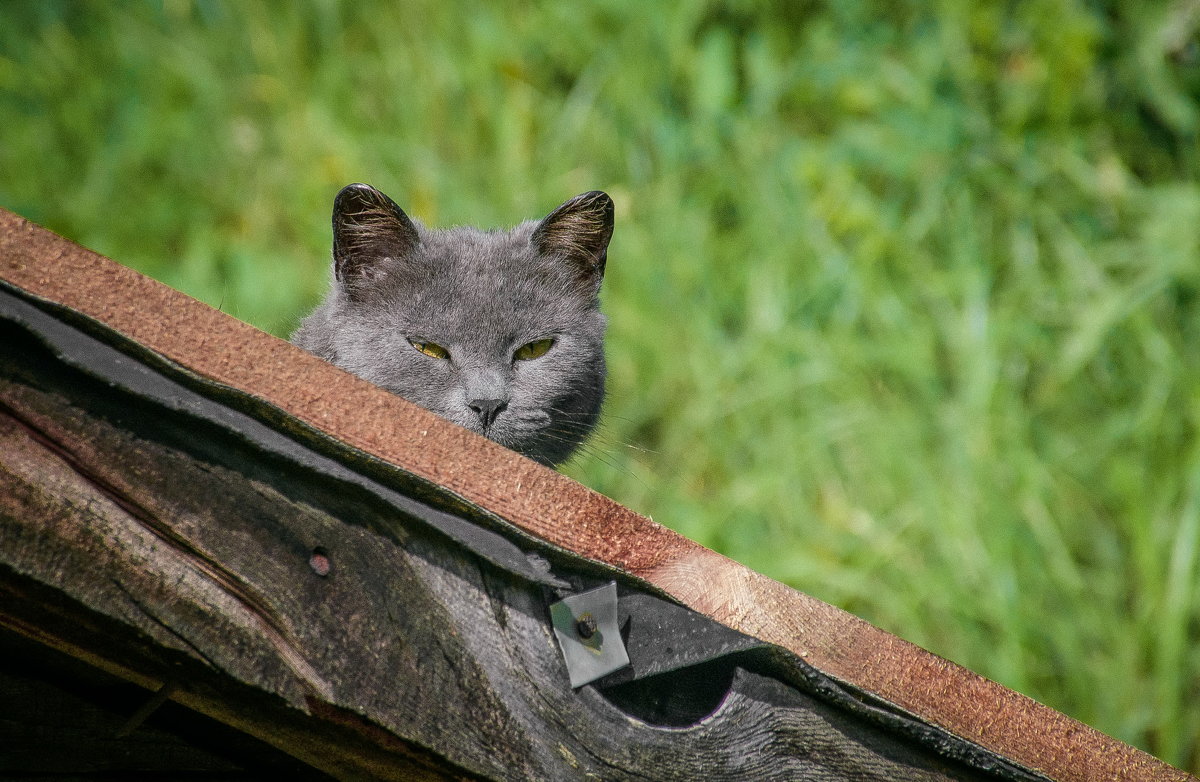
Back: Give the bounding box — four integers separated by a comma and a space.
409, 339, 450, 360
514, 338, 554, 361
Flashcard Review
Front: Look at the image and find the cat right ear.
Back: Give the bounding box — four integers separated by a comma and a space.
532, 191, 614, 291
332, 183, 420, 296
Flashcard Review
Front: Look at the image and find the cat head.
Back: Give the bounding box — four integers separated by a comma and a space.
295, 183, 612, 467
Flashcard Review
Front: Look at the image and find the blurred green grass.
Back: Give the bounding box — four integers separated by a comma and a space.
3, 0, 1199, 770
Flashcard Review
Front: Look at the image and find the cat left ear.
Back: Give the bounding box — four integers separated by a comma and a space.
531, 191, 614, 289
332, 183, 420, 297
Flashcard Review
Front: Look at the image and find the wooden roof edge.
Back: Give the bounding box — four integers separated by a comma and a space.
0, 207, 1189, 782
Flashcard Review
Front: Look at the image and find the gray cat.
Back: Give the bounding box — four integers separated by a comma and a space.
292, 184, 612, 467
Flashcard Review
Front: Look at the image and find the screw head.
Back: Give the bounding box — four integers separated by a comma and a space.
575, 613, 598, 639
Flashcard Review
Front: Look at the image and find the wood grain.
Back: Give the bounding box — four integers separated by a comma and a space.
1, 373, 1003, 780
0, 207, 1189, 781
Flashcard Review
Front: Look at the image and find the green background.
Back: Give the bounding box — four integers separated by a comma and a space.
3, 0, 1199, 771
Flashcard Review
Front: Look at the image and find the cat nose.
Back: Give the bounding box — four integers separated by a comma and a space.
469, 398, 507, 428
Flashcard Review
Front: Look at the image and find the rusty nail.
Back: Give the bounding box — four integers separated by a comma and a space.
309, 548, 331, 577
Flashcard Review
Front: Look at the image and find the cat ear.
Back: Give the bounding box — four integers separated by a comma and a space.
331, 183, 420, 294
531, 191, 614, 288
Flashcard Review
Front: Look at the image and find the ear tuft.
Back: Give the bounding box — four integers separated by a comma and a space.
531, 191, 614, 287
332, 183, 420, 293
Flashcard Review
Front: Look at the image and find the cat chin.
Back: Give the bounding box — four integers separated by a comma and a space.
483, 423, 567, 467
443, 413, 534, 451
485, 428, 544, 458
416, 401, 571, 465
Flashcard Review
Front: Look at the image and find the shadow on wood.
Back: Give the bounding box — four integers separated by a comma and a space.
0, 209, 1190, 781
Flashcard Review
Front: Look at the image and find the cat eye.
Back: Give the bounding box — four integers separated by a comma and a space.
514, 338, 554, 361
409, 339, 450, 360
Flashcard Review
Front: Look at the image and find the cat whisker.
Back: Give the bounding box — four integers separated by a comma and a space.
567, 446, 647, 487
540, 405, 659, 451
539, 425, 649, 482
543, 413, 658, 455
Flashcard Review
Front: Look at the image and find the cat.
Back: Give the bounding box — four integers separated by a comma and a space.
292, 183, 612, 467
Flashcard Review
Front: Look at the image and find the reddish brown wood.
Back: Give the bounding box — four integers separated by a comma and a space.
0, 208, 1190, 782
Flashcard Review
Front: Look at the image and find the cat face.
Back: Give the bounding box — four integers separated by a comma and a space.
293, 185, 611, 467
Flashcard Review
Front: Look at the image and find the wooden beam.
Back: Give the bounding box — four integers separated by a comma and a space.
0, 208, 1190, 781
1, 295, 1008, 780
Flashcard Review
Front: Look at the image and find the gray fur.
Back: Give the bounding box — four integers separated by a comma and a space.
293, 184, 611, 467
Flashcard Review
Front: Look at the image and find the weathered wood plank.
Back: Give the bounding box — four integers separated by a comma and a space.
0, 389, 473, 780
1, 356, 1002, 779
0, 207, 1190, 781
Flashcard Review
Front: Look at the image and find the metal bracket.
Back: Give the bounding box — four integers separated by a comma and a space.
549, 582, 629, 688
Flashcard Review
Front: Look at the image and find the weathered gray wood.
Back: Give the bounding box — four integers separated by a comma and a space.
0, 345, 1000, 779
0, 384, 468, 781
